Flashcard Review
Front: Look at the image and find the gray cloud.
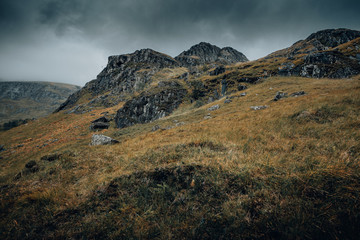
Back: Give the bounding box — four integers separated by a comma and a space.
0, 0, 359, 86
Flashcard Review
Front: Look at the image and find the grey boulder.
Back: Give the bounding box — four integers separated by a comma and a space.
91, 134, 119, 146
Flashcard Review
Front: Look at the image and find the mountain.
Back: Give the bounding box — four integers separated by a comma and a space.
1, 29, 360, 239
265, 28, 360, 78
55, 43, 248, 113
55, 49, 181, 113
175, 42, 249, 66
0, 81, 80, 124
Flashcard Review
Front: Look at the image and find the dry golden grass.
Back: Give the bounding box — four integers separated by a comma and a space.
1, 75, 360, 239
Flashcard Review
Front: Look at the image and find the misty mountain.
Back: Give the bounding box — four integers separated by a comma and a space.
0, 81, 80, 124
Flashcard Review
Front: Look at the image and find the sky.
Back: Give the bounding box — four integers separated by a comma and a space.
0, 0, 359, 86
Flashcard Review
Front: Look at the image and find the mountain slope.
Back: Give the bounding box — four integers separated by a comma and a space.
0, 28, 360, 239
0, 81, 80, 124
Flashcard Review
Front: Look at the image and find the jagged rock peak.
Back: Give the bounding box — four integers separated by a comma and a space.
175, 42, 248, 66
55, 48, 180, 113
305, 28, 360, 48
99, 48, 179, 77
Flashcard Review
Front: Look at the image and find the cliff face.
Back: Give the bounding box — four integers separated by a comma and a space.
0, 81, 80, 124
115, 82, 187, 128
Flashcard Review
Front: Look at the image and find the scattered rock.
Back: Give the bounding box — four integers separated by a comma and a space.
24, 160, 39, 173
290, 91, 306, 97
213, 90, 220, 100
224, 99, 232, 104
208, 104, 220, 111
209, 66, 226, 76
250, 105, 268, 110
237, 77, 261, 83
92, 116, 111, 123
176, 122, 185, 127
91, 134, 119, 146
204, 113, 212, 120
295, 111, 311, 120
25, 160, 37, 169
90, 116, 111, 130
178, 72, 189, 80
90, 122, 110, 131
273, 91, 288, 101
151, 125, 160, 132
237, 85, 247, 91
41, 153, 62, 162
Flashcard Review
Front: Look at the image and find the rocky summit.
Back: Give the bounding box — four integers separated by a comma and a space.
56, 49, 180, 113
175, 42, 248, 66
305, 28, 360, 49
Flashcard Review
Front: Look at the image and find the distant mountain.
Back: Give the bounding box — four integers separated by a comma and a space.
175, 42, 248, 66
0, 81, 80, 124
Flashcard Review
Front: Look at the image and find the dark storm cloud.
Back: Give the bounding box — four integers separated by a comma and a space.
0, 0, 360, 85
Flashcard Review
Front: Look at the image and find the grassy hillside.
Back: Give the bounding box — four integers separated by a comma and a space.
1, 75, 359, 239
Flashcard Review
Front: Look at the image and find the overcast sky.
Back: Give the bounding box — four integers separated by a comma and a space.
0, 0, 359, 86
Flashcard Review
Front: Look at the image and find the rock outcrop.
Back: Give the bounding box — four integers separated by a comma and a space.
272, 29, 360, 78
175, 42, 248, 66
56, 49, 180, 112
209, 66, 226, 76
90, 116, 111, 131
115, 82, 187, 128
305, 28, 360, 49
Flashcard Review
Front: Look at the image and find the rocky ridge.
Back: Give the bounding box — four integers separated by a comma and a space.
56, 44, 248, 113
56, 28, 360, 131
270, 28, 360, 78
